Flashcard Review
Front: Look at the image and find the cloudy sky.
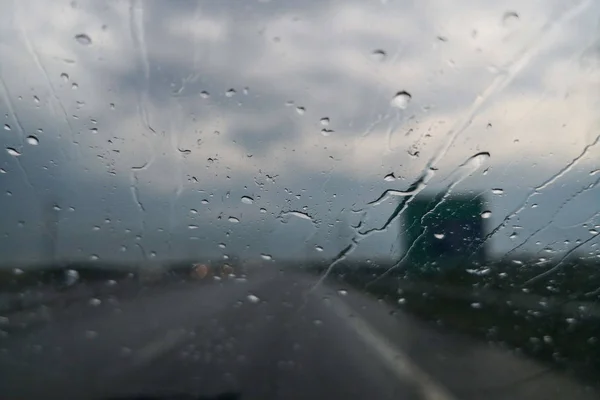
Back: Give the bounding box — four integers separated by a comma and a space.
0, 0, 599, 267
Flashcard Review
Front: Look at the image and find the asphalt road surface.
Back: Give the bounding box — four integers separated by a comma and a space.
0, 267, 597, 400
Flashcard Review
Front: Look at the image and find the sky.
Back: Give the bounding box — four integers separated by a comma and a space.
0, 0, 599, 267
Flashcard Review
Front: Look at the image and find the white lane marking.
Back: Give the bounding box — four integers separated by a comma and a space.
132, 328, 188, 367
327, 296, 458, 400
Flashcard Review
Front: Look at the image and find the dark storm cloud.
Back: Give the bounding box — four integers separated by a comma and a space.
0, 0, 599, 266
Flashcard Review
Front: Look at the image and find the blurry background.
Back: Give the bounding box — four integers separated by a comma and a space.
0, 0, 598, 267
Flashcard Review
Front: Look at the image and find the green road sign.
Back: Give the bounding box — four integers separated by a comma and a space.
403, 194, 486, 269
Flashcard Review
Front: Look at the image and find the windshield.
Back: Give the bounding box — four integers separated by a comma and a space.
1, 0, 599, 399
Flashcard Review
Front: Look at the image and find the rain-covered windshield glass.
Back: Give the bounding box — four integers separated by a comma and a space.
1, 1, 599, 399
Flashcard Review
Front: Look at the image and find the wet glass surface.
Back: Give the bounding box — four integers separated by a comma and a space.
0, 1, 599, 399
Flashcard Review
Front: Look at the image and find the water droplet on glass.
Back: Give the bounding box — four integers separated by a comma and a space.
60, 72, 69, 82
434, 233, 445, 239
492, 188, 504, 195
89, 254, 99, 261
228, 216, 240, 223
313, 319, 323, 326
384, 173, 396, 182
502, 11, 519, 26
471, 302, 482, 309
72, 83, 79, 90
320, 117, 330, 126
6, 148, 21, 156
260, 208, 267, 213
261, 254, 273, 261
75, 33, 92, 45
246, 294, 260, 303
241, 196, 254, 204
89, 298, 101, 306
397, 298, 406, 305
201, 199, 209, 205
371, 49, 387, 62
65, 269, 79, 285
481, 211, 492, 219
200, 91, 210, 98
4, 124, 11, 131
26, 136, 39, 145
33, 96, 40, 104
315, 245, 323, 252
188, 224, 199, 230
391, 91, 412, 109
225, 88, 236, 97
338, 289, 348, 296
296, 106, 305, 115
321, 128, 334, 136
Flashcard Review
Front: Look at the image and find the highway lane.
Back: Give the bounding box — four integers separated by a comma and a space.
0, 267, 597, 400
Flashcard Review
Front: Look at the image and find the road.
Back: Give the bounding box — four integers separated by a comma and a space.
0, 267, 597, 400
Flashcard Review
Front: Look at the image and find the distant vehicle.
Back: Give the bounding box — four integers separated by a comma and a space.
191, 263, 210, 280
190, 262, 237, 281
